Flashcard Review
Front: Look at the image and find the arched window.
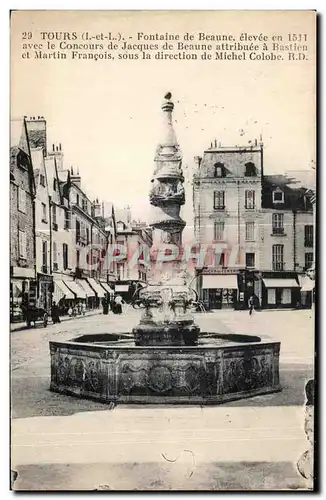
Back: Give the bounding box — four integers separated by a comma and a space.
214, 162, 224, 177
245, 162, 256, 177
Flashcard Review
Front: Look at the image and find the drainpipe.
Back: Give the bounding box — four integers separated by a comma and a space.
49, 196, 52, 274
293, 210, 297, 271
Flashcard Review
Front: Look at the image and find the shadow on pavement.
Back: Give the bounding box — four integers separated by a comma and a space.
13, 461, 308, 491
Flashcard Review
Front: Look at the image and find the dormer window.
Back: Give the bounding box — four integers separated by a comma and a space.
214, 162, 224, 178
273, 188, 284, 204
245, 162, 256, 177
117, 221, 126, 231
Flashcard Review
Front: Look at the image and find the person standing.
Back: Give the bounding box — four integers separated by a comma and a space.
51, 301, 61, 324
114, 294, 123, 314
248, 295, 255, 316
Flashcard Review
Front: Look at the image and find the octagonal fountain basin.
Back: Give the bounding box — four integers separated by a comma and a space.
50, 332, 281, 405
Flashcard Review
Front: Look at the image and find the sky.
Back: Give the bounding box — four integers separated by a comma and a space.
11, 11, 315, 232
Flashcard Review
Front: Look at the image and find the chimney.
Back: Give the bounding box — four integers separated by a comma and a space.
71, 166, 81, 188
194, 156, 202, 168
94, 198, 101, 218
214, 139, 217, 148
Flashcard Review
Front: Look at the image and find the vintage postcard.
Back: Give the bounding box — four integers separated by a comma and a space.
10, 10, 316, 491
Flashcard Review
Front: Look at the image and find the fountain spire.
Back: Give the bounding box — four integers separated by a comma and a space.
149, 92, 186, 249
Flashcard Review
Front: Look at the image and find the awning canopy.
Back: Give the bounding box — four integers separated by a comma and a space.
263, 278, 300, 288
64, 280, 87, 299
298, 276, 315, 292
115, 284, 130, 292
87, 278, 105, 298
100, 281, 114, 294
202, 274, 238, 289
54, 280, 74, 300
76, 279, 96, 297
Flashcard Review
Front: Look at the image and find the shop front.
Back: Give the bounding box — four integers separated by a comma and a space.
114, 282, 131, 302
53, 279, 75, 315
77, 279, 96, 309
201, 273, 239, 310
87, 278, 106, 307
262, 275, 300, 309
63, 280, 87, 311
37, 273, 53, 313
298, 275, 315, 309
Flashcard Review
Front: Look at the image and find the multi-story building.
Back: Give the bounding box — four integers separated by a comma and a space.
113, 207, 153, 301
10, 119, 36, 320
193, 140, 314, 310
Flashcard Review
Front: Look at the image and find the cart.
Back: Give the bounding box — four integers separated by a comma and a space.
23, 305, 48, 328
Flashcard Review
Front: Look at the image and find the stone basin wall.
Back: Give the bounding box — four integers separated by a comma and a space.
50, 339, 281, 405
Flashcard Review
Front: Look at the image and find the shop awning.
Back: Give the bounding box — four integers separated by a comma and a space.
76, 279, 96, 297
54, 280, 74, 300
87, 278, 106, 298
263, 278, 300, 288
299, 276, 315, 292
100, 281, 114, 294
202, 274, 238, 289
115, 284, 130, 292
64, 280, 87, 299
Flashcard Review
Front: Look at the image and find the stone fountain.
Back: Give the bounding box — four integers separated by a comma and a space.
50, 93, 281, 404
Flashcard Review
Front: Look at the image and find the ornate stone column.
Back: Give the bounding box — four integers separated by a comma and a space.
149, 92, 186, 249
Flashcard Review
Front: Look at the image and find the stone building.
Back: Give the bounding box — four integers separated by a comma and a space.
10, 119, 36, 320
113, 207, 153, 301
193, 141, 314, 310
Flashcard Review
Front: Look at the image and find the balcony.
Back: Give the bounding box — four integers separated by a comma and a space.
272, 227, 286, 236
304, 239, 313, 248
213, 205, 225, 211
272, 262, 284, 271
41, 265, 48, 274
52, 222, 58, 231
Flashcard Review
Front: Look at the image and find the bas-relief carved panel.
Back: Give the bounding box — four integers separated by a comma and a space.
52, 351, 105, 395
222, 353, 274, 394
117, 357, 215, 397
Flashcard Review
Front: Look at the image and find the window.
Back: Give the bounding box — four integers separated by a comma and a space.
76, 219, 80, 243
64, 209, 71, 230
53, 179, 57, 191
18, 230, 27, 259
63, 243, 68, 270
304, 225, 313, 247
273, 189, 284, 203
76, 193, 80, 206
214, 251, 225, 267
214, 191, 225, 209
117, 263, 124, 279
214, 221, 225, 241
282, 288, 292, 304
53, 242, 58, 270
246, 252, 255, 268
214, 162, 224, 178
76, 250, 80, 268
41, 202, 47, 222
245, 190, 255, 209
18, 188, 26, 213
86, 227, 90, 245
40, 174, 45, 187
245, 162, 256, 177
42, 240, 47, 271
245, 222, 255, 241
272, 244, 284, 271
272, 213, 284, 234
52, 205, 57, 225
305, 252, 313, 270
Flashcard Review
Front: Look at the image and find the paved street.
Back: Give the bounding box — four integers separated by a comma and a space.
11, 308, 314, 490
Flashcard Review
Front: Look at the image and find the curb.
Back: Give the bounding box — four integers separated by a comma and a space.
10, 311, 103, 333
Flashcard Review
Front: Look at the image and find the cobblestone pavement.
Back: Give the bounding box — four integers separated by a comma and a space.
11, 308, 314, 490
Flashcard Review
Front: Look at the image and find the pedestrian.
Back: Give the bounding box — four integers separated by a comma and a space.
68, 306, 73, 317
82, 302, 86, 315
248, 295, 255, 316
51, 301, 61, 324
102, 294, 109, 315
113, 294, 123, 314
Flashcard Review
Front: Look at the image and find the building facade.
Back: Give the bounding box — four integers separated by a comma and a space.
193, 141, 314, 310
10, 119, 36, 321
